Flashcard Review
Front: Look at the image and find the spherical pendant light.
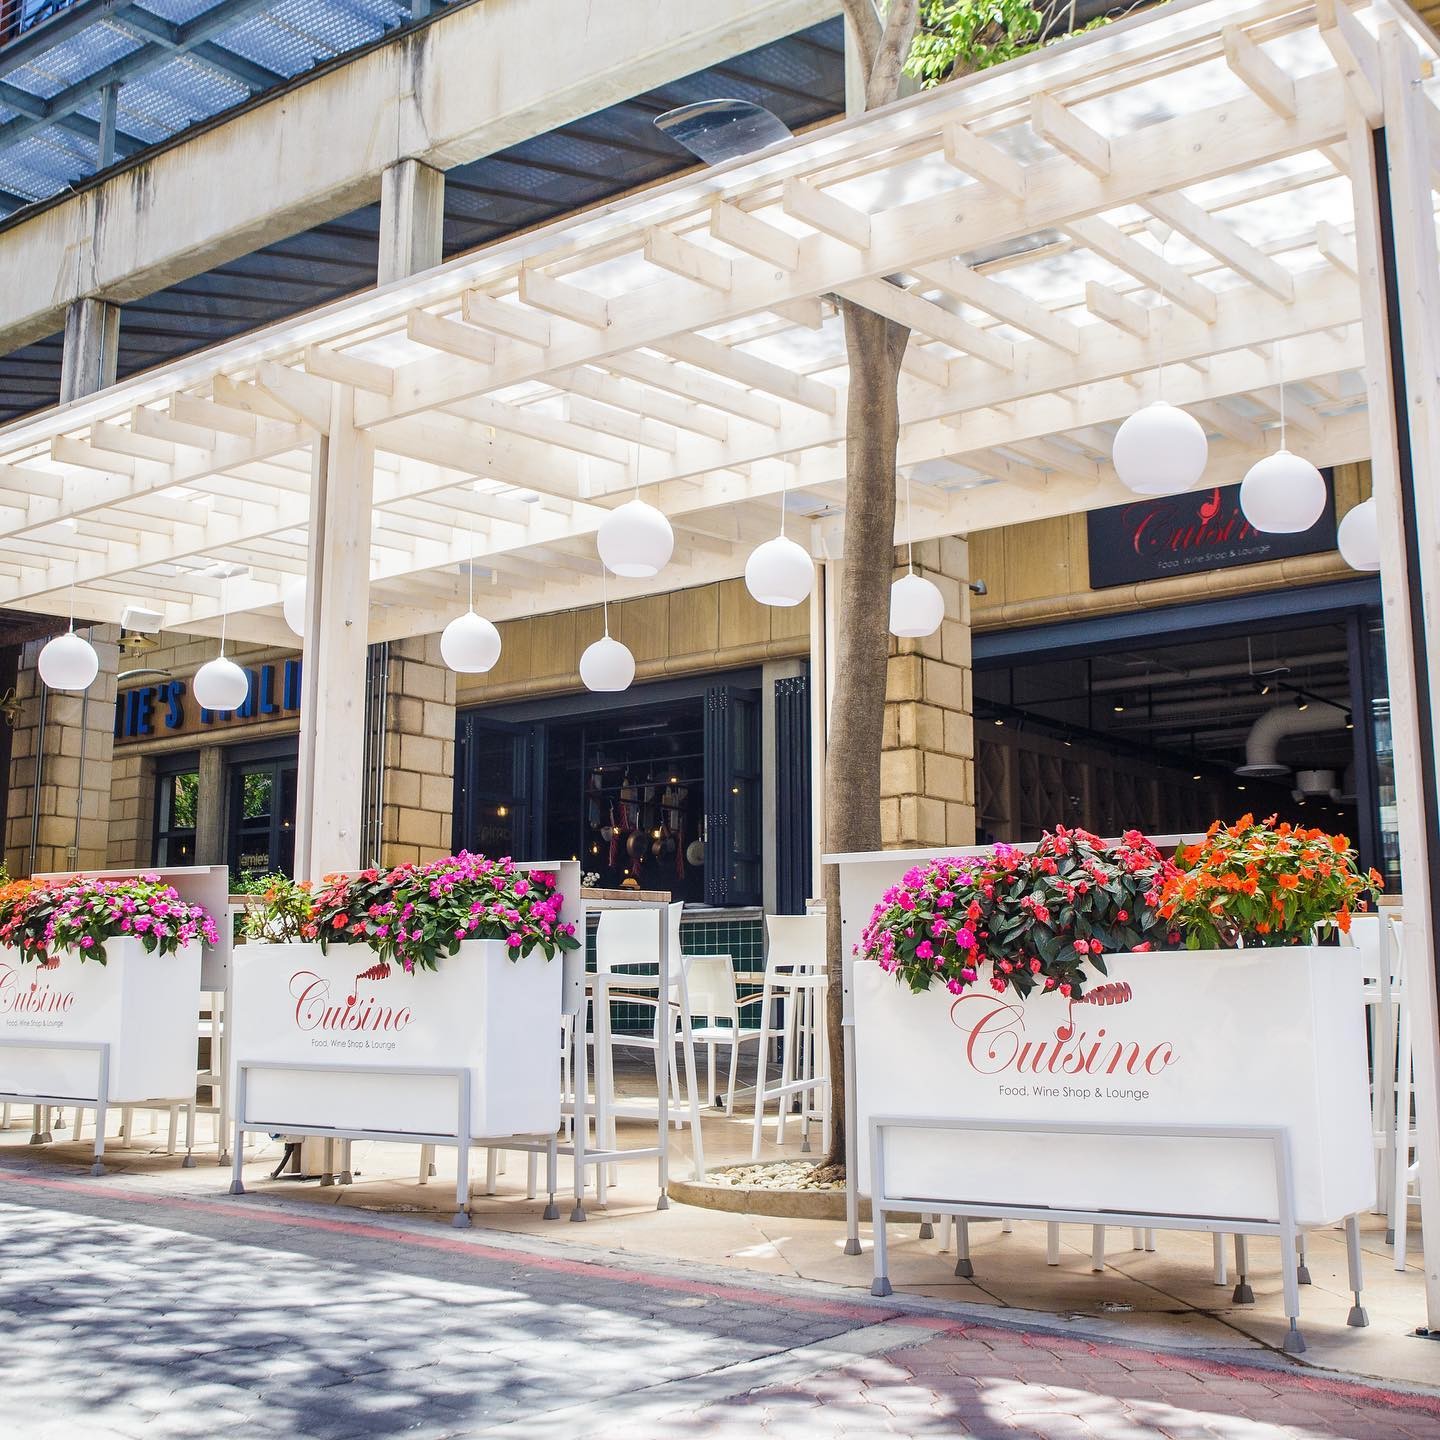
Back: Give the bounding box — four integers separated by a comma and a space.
440, 610, 501, 674
1338, 497, 1381, 572
596, 499, 674, 579
1240, 450, 1327, 534
37, 631, 99, 691
889, 573, 946, 638
1112, 401, 1208, 496
193, 655, 250, 713
580, 634, 635, 692
745, 535, 813, 607
282, 578, 307, 638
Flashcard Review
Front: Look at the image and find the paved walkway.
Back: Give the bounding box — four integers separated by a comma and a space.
2, 1164, 1439, 1439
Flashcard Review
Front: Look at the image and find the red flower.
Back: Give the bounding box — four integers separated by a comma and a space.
332, 914, 348, 930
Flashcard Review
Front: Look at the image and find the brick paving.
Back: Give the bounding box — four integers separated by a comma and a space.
2, 1163, 1439, 1439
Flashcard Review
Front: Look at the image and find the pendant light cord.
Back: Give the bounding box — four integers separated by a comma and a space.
601, 565, 610, 638
905, 474, 915, 574
1155, 231, 1169, 404
467, 510, 476, 614
1277, 339, 1287, 451
218, 574, 229, 658
67, 558, 77, 635
779, 462, 788, 538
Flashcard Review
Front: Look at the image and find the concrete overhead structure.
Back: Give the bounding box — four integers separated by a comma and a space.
0, 0, 839, 355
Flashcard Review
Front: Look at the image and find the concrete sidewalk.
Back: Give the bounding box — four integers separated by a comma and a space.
2, 1162, 1439, 1439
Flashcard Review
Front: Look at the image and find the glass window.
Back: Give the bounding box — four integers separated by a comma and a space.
155, 766, 199, 866
228, 754, 298, 883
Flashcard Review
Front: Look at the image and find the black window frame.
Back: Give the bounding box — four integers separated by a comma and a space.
225, 738, 299, 882
152, 749, 200, 867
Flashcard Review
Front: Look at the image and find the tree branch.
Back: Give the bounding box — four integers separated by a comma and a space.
866, 0, 921, 109
837, 0, 882, 83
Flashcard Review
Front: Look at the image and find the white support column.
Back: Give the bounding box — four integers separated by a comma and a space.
1350, 27, 1440, 1327
59, 298, 118, 404
294, 385, 374, 880
808, 562, 828, 902
377, 159, 445, 288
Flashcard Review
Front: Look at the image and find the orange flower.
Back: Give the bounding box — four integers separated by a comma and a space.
1276, 873, 1299, 890
1330, 835, 1349, 853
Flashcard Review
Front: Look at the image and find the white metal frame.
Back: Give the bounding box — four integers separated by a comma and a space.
868, 1113, 1370, 1355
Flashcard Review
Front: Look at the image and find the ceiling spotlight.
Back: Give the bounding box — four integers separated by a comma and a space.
994, 718, 1005, 727
1112, 696, 1127, 714
1346, 714, 1355, 730
1237, 784, 1247, 792
1256, 680, 1272, 697
1295, 694, 1309, 712
1192, 773, 1202, 781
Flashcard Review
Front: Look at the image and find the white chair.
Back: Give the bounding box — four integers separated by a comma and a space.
751, 913, 830, 1159
588, 902, 707, 1185
685, 952, 765, 1114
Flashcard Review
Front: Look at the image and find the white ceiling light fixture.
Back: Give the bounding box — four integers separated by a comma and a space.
282, 577, 307, 638
441, 514, 502, 674
1240, 345, 1327, 534
596, 444, 674, 579
579, 567, 635, 692
889, 475, 946, 638
745, 464, 813, 607
1112, 226, 1208, 497
192, 574, 250, 713
37, 558, 99, 692
1337, 496, 1381, 571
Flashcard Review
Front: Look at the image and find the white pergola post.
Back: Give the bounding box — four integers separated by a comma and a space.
294, 384, 375, 880
1349, 19, 1440, 1327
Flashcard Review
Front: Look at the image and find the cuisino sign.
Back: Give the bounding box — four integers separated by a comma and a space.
114, 658, 302, 743
1087, 476, 1336, 589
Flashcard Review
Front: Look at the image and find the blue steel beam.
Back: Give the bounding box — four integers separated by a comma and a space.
0, 0, 287, 148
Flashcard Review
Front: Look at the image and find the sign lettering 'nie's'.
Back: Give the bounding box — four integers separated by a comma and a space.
948, 992, 1176, 1078
289, 970, 413, 1035
0, 963, 77, 1016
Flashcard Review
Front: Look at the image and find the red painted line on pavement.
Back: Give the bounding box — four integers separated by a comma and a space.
0, 1165, 885, 1324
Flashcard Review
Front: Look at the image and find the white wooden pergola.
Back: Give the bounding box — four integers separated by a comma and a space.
2, 0, 1439, 1321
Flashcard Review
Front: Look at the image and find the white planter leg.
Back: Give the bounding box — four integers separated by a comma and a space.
1001, 1219, 1013, 1234
182, 1100, 197, 1168
166, 1104, 179, 1156
1091, 1226, 1105, 1272
1212, 1232, 1228, 1286
337, 1138, 351, 1186
939, 1213, 953, 1251
1131, 1227, 1144, 1251
1346, 1214, 1370, 1327
750, 983, 773, 1161
526, 1150, 538, 1201
954, 1217, 973, 1278
485, 1147, 499, 1196
1046, 1222, 1060, 1266
1233, 1235, 1254, 1305
725, 1039, 740, 1118
453, 1140, 471, 1228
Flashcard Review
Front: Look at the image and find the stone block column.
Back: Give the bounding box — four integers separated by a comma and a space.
379, 634, 456, 868
880, 536, 975, 848
4, 628, 119, 876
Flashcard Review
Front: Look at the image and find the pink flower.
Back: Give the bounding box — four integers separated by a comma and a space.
915, 940, 933, 961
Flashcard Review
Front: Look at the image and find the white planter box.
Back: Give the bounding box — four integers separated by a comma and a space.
840, 849, 1375, 1230
0, 938, 202, 1104
230, 938, 562, 1140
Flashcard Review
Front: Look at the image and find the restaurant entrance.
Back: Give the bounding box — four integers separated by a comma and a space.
454, 670, 775, 908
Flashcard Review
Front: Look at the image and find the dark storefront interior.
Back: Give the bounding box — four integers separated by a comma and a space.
973, 581, 1395, 885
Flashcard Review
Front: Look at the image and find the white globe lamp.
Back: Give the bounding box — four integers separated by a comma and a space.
889, 572, 946, 638
1112, 402, 1208, 496
37, 631, 99, 692
597, 499, 674, 579
282, 578, 307, 638
440, 610, 501, 674
1337, 497, 1381, 572
580, 634, 635, 692
745, 535, 813, 607
193, 656, 250, 713
1240, 450, 1327, 534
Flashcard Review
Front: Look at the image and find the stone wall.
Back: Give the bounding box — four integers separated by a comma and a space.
379, 634, 457, 868
880, 536, 976, 849
4, 627, 119, 876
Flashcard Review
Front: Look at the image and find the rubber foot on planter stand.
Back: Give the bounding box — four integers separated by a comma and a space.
918, 1222, 934, 1240
954, 1258, 974, 1279
1297, 1264, 1311, 1286
871, 1277, 894, 1298
452, 1211, 471, 1229
1348, 1301, 1370, 1328
429, 1162, 437, 1178
228, 1180, 245, 1196
543, 1201, 560, 1221
844, 1238, 862, 1257
339, 1171, 352, 1186
89, 1162, 104, 1177
657, 1193, 670, 1211
1233, 1281, 1255, 1305
182, 1155, 196, 1169
570, 1203, 587, 1223
1282, 1323, 1306, 1355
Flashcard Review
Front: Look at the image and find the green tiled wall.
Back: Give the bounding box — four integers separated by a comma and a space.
585, 912, 764, 1033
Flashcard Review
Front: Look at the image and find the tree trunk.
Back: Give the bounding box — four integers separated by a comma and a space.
822, 299, 909, 1169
